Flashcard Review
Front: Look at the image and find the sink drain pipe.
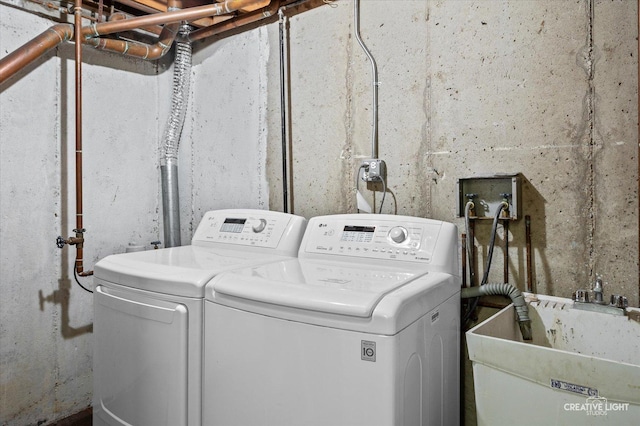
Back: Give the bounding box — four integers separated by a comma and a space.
161, 23, 192, 248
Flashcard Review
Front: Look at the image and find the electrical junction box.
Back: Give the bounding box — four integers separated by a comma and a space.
457, 173, 522, 220
361, 159, 386, 182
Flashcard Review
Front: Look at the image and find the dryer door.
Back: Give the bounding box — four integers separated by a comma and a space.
94, 285, 188, 426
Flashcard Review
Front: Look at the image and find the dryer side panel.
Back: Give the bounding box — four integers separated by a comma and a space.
93, 285, 189, 426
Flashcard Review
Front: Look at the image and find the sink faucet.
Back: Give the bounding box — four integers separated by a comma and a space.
573, 274, 628, 316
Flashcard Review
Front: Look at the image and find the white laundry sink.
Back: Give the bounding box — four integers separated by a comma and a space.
467, 293, 640, 426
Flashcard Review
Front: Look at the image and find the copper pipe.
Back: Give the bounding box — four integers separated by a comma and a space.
461, 233, 467, 288
86, 23, 179, 59
81, 0, 269, 39
1, 0, 270, 84
73, 0, 92, 276
525, 215, 533, 292
503, 219, 509, 284
470, 220, 476, 287
189, 0, 279, 41
0, 24, 73, 84
109, 12, 164, 36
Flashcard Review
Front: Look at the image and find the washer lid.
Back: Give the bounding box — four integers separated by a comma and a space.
210, 258, 429, 318
94, 246, 290, 298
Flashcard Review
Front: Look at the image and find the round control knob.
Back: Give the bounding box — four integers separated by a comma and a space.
388, 226, 408, 244
252, 219, 267, 233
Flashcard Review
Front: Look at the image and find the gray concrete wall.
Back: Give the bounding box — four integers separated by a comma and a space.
263, 5, 637, 423
0, 6, 270, 423
0, 4, 165, 423
185, 27, 271, 229
266, 0, 638, 305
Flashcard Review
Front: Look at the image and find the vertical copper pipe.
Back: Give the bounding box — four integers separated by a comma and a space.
470, 220, 476, 287
525, 215, 533, 292
74, 0, 91, 276
503, 219, 509, 284
461, 233, 467, 288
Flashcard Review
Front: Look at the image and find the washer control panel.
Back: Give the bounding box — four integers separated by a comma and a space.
302, 215, 445, 263
193, 210, 292, 248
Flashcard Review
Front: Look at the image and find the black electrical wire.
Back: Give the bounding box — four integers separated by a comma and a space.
73, 264, 93, 293
355, 164, 366, 213
378, 175, 387, 214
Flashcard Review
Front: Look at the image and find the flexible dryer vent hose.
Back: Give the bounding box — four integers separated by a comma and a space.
462, 283, 532, 340
161, 24, 192, 248
162, 24, 192, 166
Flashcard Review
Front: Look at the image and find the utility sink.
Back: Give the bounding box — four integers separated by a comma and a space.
467, 293, 640, 426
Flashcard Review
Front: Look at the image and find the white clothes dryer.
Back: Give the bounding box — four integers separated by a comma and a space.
92, 209, 307, 426
203, 214, 460, 426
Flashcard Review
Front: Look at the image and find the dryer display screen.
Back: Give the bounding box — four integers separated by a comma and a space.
220, 218, 246, 233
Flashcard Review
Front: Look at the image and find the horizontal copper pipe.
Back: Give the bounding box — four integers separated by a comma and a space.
0, 0, 270, 84
109, 12, 164, 36
86, 22, 179, 59
189, 0, 279, 41
0, 24, 73, 84
81, 0, 269, 39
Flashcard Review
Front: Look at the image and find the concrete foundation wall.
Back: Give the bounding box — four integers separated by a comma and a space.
0, 4, 165, 423
0, 4, 269, 423
265, 0, 638, 304
0, 0, 637, 424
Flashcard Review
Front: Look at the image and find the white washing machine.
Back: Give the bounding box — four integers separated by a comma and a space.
92, 209, 307, 426
203, 214, 460, 426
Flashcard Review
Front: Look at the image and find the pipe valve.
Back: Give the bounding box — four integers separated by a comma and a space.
465, 193, 478, 216
56, 228, 85, 248
499, 193, 511, 217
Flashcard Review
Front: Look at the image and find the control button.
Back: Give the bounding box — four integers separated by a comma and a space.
252, 219, 267, 233
388, 226, 408, 244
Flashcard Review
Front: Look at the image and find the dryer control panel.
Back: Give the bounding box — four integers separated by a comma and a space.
192, 209, 306, 251
300, 214, 457, 270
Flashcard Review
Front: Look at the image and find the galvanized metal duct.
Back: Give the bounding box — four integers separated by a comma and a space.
161, 23, 192, 248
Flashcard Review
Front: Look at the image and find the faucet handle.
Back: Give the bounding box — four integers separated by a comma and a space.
574, 289, 590, 303
610, 294, 628, 309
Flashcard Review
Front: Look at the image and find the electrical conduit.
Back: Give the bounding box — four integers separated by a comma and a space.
354, 0, 378, 159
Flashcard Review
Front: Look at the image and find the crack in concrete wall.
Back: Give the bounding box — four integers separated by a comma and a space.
579, 0, 599, 278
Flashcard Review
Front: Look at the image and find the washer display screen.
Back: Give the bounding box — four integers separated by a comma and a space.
220, 218, 246, 233
341, 225, 375, 243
